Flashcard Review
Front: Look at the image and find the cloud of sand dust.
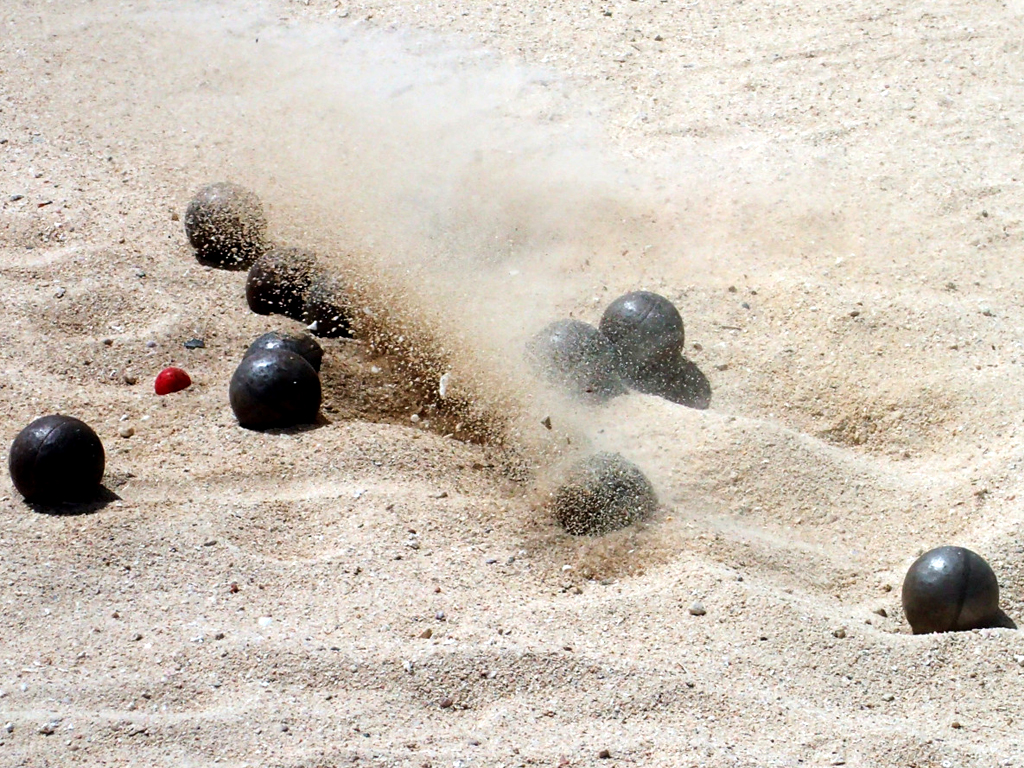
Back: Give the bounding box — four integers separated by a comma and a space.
30, 0, 858, 485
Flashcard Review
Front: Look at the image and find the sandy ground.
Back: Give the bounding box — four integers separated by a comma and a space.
3, 0, 1024, 765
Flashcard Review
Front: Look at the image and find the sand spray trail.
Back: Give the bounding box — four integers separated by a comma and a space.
8, 0, 1023, 590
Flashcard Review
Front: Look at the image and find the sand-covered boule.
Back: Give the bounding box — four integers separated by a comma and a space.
184, 181, 267, 268
902, 546, 1004, 634
9, 415, 106, 502
246, 246, 318, 319
527, 319, 625, 404
303, 270, 355, 338
551, 452, 657, 535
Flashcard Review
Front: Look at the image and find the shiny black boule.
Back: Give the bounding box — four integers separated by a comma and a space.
902, 546, 1002, 634
527, 319, 625, 403
246, 247, 317, 319
303, 271, 354, 338
184, 182, 267, 268
552, 452, 657, 536
244, 332, 324, 373
8, 415, 105, 502
599, 291, 684, 380
229, 349, 322, 430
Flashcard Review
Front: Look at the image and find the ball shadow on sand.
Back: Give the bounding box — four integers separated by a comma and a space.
25, 485, 121, 516
987, 609, 1018, 630
628, 355, 711, 410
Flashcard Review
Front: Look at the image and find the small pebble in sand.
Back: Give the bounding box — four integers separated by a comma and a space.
689, 602, 706, 616
9, 415, 105, 502
154, 367, 191, 395
183, 182, 267, 268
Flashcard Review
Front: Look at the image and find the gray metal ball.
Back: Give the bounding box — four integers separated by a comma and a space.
599, 291, 684, 383
902, 546, 1001, 634
527, 319, 626, 404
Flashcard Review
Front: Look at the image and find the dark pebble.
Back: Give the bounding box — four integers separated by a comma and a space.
183, 338, 205, 349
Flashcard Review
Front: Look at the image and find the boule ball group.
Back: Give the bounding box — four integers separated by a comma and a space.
6, 179, 1017, 639
529, 289, 707, 408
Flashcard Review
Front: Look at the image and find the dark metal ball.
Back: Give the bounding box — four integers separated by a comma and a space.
527, 319, 626, 403
184, 182, 267, 268
8, 415, 105, 502
551, 452, 657, 536
303, 271, 354, 339
599, 291, 685, 382
244, 332, 324, 373
246, 247, 317, 319
902, 546, 1001, 634
630, 354, 712, 410
229, 349, 322, 430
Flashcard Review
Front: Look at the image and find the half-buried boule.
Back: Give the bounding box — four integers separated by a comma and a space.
527, 319, 625, 404
901, 546, 1005, 634
229, 349, 322, 430
244, 331, 324, 373
551, 452, 657, 536
246, 246, 317, 319
184, 182, 267, 268
9, 415, 106, 502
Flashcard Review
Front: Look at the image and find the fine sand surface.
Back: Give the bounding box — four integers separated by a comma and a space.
3, 0, 1024, 765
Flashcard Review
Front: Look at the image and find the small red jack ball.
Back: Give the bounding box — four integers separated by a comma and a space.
155, 367, 192, 395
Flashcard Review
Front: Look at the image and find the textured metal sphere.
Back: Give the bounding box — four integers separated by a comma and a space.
551, 452, 657, 536
9, 415, 105, 502
527, 319, 626, 404
244, 332, 324, 373
184, 182, 267, 268
246, 247, 317, 319
902, 546, 1001, 634
229, 350, 322, 430
303, 271, 354, 339
599, 291, 684, 382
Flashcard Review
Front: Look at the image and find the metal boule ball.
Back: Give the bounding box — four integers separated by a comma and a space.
229, 349, 322, 430
244, 332, 324, 373
8, 415, 105, 502
246, 247, 317, 320
303, 270, 355, 339
630, 354, 712, 410
184, 182, 267, 268
551, 452, 657, 536
527, 319, 626, 404
902, 546, 1002, 634
599, 291, 684, 383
